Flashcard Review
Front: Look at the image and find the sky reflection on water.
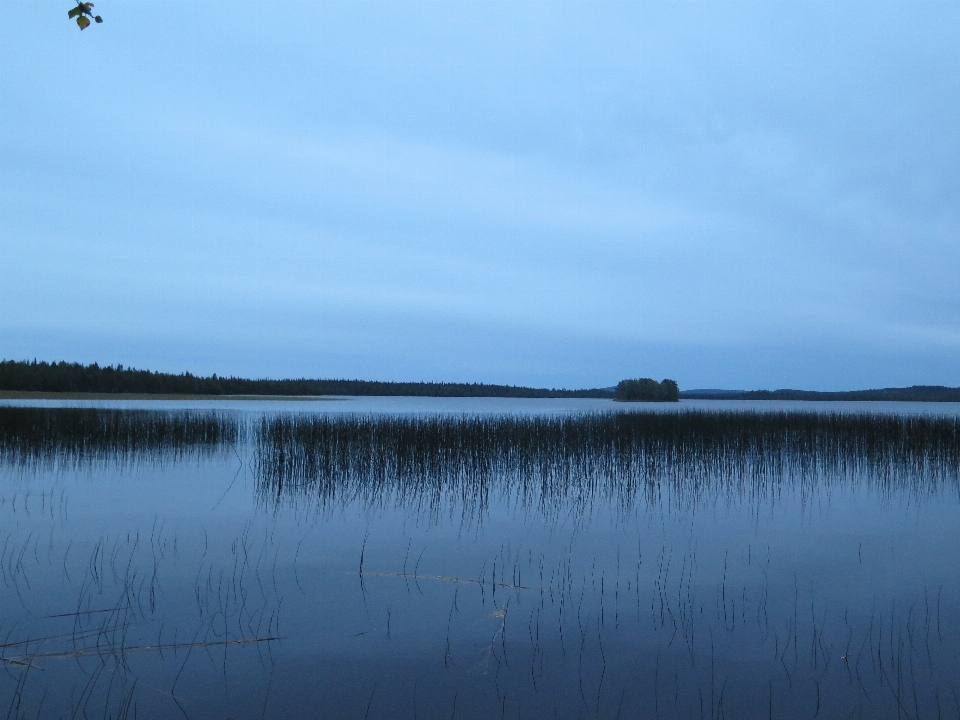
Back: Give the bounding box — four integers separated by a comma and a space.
1, 402, 959, 719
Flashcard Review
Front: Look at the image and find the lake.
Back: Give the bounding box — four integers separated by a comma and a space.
2, 398, 959, 719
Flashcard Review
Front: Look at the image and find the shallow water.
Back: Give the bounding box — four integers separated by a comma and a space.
1, 402, 959, 719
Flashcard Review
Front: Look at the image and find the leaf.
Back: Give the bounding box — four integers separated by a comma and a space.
77, 15, 90, 29
68, 6, 82, 18
94, 15, 102, 22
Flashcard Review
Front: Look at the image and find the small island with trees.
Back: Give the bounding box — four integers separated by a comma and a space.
614, 378, 680, 402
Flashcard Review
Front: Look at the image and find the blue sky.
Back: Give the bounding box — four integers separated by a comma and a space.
2, 1, 959, 390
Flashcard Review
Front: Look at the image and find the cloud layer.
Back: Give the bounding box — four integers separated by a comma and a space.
2, 1, 959, 389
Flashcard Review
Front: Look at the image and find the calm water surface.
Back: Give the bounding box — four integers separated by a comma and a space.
6, 396, 960, 415
1, 399, 959, 719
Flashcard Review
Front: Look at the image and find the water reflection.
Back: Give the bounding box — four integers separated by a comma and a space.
1, 406, 959, 719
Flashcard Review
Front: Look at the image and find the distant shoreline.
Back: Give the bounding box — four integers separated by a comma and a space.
0, 390, 344, 402
4, 389, 960, 403
681, 387, 960, 402
0, 360, 615, 399
3, 360, 959, 403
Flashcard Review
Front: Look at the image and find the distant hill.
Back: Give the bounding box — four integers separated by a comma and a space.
681, 389, 743, 397
681, 386, 960, 402
0, 360, 615, 399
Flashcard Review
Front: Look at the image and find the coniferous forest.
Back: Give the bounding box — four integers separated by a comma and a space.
0, 360, 616, 399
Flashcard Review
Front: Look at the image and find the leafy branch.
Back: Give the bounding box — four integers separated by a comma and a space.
68, 2, 102, 30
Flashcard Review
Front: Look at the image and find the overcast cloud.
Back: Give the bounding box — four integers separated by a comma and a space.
2, 1, 959, 389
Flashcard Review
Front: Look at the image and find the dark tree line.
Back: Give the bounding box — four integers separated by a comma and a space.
682, 387, 960, 402
0, 360, 616, 399
614, 378, 680, 402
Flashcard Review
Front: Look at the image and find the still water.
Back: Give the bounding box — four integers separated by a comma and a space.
1, 399, 959, 719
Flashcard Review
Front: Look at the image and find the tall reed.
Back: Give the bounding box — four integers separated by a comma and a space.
254, 411, 960, 515
0, 407, 243, 470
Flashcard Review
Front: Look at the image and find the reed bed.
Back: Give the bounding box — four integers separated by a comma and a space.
0, 407, 243, 470
254, 411, 960, 514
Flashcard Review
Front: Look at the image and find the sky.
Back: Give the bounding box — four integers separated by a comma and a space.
2, 1, 959, 390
